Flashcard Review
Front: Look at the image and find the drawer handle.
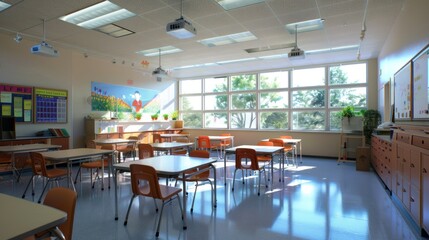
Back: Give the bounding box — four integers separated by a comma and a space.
397, 182, 400, 186
410, 163, 415, 168
403, 188, 406, 193
422, 140, 425, 144
410, 197, 415, 202
423, 168, 428, 173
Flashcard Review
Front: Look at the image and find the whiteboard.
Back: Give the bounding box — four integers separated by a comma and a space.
413, 46, 429, 119
394, 62, 412, 120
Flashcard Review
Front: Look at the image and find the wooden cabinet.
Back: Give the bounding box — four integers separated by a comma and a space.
371, 135, 392, 190
84, 118, 182, 145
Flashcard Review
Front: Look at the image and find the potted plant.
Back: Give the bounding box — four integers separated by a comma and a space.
163, 113, 169, 120
151, 113, 159, 120
338, 106, 356, 120
362, 109, 381, 145
170, 110, 179, 120
134, 112, 142, 120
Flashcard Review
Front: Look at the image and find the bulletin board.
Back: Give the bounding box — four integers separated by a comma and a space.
34, 87, 68, 123
394, 61, 412, 120
412, 45, 429, 119
0, 84, 33, 123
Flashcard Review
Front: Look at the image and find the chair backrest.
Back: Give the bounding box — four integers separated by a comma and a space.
29, 152, 47, 176
277, 136, 294, 150
220, 133, 231, 145
197, 136, 211, 149
138, 143, 154, 159
257, 141, 273, 146
43, 187, 77, 240
269, 138, 284, 147
152, 133, 162, 143
189, 150, 210, 158
86, 140, 97, 149
235, 148, 258, 171
130, 164, 161, 199
188, 150, 210, 178
128, 136, 139, 141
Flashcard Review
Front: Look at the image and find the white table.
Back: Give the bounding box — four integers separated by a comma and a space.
150, 142, 194, 155
113, 155, 217, 228
94, 138, 138, 148
0, 193, 67, 240
261, 138, 302, 165
194, 135, 235, 159
0, 143, 62, 181
160, 133, 190, 142
224, 145, 284, 185
41, 148, 115, 191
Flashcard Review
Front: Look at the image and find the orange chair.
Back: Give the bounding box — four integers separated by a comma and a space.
279, 136, 296, 166
116, 137, 137, 162
197, 136, 220, 158
152, 133, 163, 143
137, 143, 154, 159
176, 150, 214, 212
74, 140, 111, 189
22, 152, 68, 203
34, 187, 77, 240
232, 148, 267, 196
256, 141, 274, 163
124, 164, 185, 237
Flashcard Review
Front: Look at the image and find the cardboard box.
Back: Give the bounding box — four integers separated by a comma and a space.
356, 146, 370, 171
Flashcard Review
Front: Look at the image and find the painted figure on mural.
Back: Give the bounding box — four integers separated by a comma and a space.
132, 91, 142, 113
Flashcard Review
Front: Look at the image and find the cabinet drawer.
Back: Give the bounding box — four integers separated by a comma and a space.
410, 184, 421, 225
412, 135, 429, 150
396, 132, 411, 144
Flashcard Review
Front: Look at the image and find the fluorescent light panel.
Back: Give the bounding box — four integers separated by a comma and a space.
136, 46, 183, 57
199, 31, 257, 47
96, 24, 134, 38
214, 0, 264, 10
306, 45, 359, 54
59, 1, 135, 29
286, 18, 325, 34
0, 1, 11, 12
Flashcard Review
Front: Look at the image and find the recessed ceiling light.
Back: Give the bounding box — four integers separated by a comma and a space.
0, 1, 11, 12
214, 0, 264, 10
96, 24, 134, 38
59, 1, 135, 29
285, 18, 325, 34
136, 46, 183, 57
306, 45, 359, 55
198, 31, 257, 47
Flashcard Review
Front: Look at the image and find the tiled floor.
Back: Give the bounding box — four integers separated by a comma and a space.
0, 157, 424, 240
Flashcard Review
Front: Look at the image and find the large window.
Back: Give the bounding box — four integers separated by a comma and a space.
179, 62, 368, 131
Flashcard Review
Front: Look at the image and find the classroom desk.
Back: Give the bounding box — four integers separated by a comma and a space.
41, 148, 115, 191
194, 135, 235, 159
0, 143, 62, 181
160, 133, 190, 142
150, 142, 194, 155
94, 138, 138, 161
113, 155, 217, 228
261, 138, 302, 165
0, 193, 67, 240
224, 145, 284, 185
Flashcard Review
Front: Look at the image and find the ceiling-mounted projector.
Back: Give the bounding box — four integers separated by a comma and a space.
166, 17, 196, 39
31, 41, 59, 57
288, 46, 305, 60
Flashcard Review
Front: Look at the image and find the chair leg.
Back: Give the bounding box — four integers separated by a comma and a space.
38, 178, 52, 203
74, 165, 82, 184
232, 169, 238, 191
156, 202, 166, 237
190, 182, 199, 213
176, 194, 186, 228
123, 195, 137, 226
258, 170, 261, 196
22, 175, 35, 198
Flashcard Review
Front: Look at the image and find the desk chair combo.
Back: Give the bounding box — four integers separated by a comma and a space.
197, 136, 220, 159
22, 152, 68, 203
123, 164, 185, 237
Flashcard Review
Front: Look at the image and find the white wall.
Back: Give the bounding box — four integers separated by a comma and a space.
0, 33, 176, 148
378, 0, 429, 122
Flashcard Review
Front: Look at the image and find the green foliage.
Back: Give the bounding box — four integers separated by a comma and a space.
338, 106, 356, 119
170, 110, 179, 120
151, 113, 158, 119
163, 113, 169, 119
362, 109, 381, 144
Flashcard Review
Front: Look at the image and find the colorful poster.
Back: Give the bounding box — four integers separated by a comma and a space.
34, 88, 68, 123
1, 92, 12, 103
0, 84, 32, 122
91, 81, 160, 113
2, 105, 11, 116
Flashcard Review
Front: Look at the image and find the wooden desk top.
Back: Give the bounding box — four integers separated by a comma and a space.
40, 148, 114, 161
0, 193, 67, 240
0, 144, 62, 153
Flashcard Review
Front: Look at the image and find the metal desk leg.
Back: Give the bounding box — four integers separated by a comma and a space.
212, 164, 217, 207
114, 168, 119, 220
182, 173, 187, 229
